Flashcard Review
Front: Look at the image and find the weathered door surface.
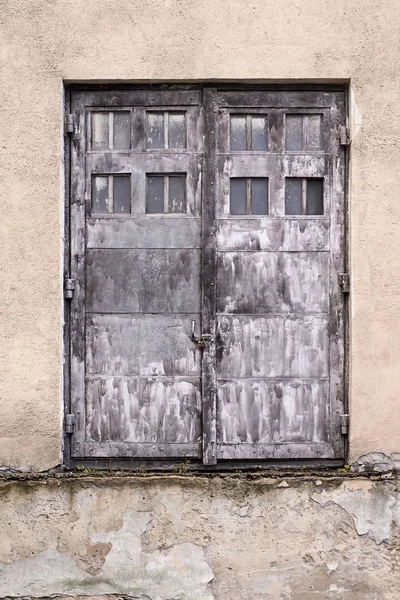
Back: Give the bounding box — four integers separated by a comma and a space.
68, 88, 346, 465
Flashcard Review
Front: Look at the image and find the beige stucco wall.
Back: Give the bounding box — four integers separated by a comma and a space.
1, 0, 399, 470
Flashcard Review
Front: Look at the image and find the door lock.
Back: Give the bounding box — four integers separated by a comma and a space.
191, 320, 213, 347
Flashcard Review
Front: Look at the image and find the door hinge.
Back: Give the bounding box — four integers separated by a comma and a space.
64, 278, 76, 299
65, 414, 76, 434
340, 413, 349, 436
339, 125, 350, 146
339, 272, 350, 294
64, 114, 75, 135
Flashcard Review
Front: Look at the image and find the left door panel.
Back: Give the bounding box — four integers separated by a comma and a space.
69, 90, 203, 459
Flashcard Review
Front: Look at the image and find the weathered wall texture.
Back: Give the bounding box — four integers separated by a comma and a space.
1, 475, 400, 599
0, 0, 400, 470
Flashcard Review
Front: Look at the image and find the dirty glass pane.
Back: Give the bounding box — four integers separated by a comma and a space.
147, 112, 164, 149
251, 178, 268, 215
113, 112, 131, 150
146, 176, 164, 213
169, 112, 186, 148
92, 176, 110, 214
91, 112, 109, 150
285, 178, 302, 215
306, 179, 324, 215
230, 178, 247, 215
113, 176, 131, 214
285, 115, 303, 151
230, 115, 246, 151
168, 176, 186, 213
306, 115, 322, 151
251, 117, 268, 151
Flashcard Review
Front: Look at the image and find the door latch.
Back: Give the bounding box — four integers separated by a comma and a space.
191, 320, 213, 348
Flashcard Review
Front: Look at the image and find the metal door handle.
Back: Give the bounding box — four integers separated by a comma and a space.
191, 320, 213, 347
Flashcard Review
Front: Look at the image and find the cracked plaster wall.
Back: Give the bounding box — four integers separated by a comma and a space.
1, 0, 400, 470
1, 475, 400, 599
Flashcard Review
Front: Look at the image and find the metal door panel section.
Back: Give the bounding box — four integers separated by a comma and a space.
69, 90, 203, 459
215, 91, 346, 461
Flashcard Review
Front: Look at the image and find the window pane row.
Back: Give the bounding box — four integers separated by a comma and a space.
229, 113, 322, 152
229, 177, 323, 216
92, 175, 322, 216
91, 111, 187, 151
90, 111, 323, 152
91, 174, 187, 215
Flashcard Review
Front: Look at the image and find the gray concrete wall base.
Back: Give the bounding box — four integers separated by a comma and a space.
0, 475, 399, 599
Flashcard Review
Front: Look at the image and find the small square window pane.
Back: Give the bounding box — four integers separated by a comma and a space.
251, 178, 268, 215
146, 176, 164, 213
230, 115, 246, 151
230, 178, 247, 215
113, 176, 131, 214
306, 179, 324, 215
91, 112, 109, 150
169, 112, 186, 149
147, 112, 164, 149
306, 115, 322, 151
285, 115, 303, 151
113, 112, 131, 150
285, 179, 302, 215
92, 176, 110, 214
168, 176, 186, 213
251, 117, 268, 151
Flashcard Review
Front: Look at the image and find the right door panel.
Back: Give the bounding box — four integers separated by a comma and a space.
215, 91, 346, 461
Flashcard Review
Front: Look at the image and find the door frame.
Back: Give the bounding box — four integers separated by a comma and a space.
63, 82, 350, 471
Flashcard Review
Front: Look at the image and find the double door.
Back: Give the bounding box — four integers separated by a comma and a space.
68, 88, 346, 465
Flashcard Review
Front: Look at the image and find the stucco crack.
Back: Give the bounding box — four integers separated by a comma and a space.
0, 467, 20, 473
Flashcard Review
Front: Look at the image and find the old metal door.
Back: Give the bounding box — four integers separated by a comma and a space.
69, 90, 204, 460
67, 87, 346, 466
214, 90, 346, 463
